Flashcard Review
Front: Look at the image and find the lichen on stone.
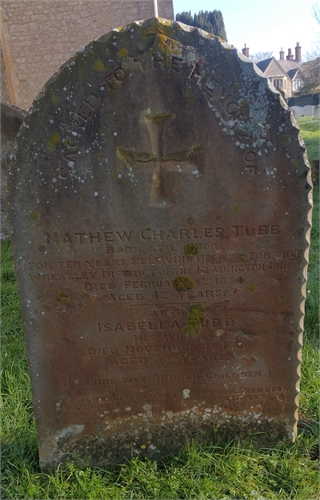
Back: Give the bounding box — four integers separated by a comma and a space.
184, 303, 205, 337
184, 243, 200, 256
172, 275, 194, 292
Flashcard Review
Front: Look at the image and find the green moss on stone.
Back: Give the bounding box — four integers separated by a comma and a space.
184, 303, 205, 337
184, 243, 200, 256
29, 211, 39, 220
92, 60, 105, 72
239, 99, 250, 116
56, 291, 70, 303
172, 276, 194, 292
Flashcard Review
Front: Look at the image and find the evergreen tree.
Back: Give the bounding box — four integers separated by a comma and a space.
176, 11, 193, 26
176, 9, 227, 41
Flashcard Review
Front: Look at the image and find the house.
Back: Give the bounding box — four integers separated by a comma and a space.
242, 43, 304, 99
0, 0, 174, 111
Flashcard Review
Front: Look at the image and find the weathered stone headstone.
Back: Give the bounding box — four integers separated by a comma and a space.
1, 102, 26, 239
9, 18, 312, 469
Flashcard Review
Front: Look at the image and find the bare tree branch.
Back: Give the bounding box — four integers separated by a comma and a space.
250, 52, 273, 63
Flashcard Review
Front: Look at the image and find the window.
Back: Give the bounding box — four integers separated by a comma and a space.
293, 78, 303, 90
273, 79, 283, 89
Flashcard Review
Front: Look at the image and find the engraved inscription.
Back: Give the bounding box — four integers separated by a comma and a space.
43, 224, 282, 246
171, 55, 183, 72
62, 94, 99, 176
188, 62, 206, 85
244, 150, 257, 174
99, 66, 126, 91
27, 235, 301, 305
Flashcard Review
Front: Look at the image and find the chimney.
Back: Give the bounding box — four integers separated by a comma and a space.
295, 42, 301, 62
286, 48, 294, 61
279, 48, 285, 61
242, 43, 249, 58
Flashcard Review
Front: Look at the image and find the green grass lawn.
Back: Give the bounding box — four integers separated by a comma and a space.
297, 117, 320, 164
1, 121, 319, 498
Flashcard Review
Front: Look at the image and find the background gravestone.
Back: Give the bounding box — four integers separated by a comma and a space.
9, 18, 312, 469
1, 102, 26, 239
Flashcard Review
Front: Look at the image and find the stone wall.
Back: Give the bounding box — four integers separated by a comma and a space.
0, 44, 10, 103
0, 0, 174, 110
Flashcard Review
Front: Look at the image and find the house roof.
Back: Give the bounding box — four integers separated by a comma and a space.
277, 60, 301, 72
287, 68, 300, 79
256, 57, 287, 78
257, 56, 303, 82
256, 58, 273, 72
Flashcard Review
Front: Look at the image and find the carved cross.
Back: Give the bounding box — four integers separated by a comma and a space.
116, 113, 203, 207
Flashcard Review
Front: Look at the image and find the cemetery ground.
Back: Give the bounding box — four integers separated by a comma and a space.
1, 118, 319, 499
298, 117, 320, 165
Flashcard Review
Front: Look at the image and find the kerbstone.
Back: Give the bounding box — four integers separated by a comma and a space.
9, 18, 312, 469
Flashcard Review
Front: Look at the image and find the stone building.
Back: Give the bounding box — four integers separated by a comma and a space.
242, 43, 304, 99
0, 0, 174, 110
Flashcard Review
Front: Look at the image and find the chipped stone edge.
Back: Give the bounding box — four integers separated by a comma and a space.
296, 164, 313, 440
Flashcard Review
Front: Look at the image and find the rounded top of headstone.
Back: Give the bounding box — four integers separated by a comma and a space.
13, 17, 307, 162
9, 17, 311, 226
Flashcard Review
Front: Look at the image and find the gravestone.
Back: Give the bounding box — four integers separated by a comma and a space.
1, 102, 26, 239
9, 18, 312, 469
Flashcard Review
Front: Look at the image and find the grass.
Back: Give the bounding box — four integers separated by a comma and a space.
1, 118, 319, 499
297, 116, 320, 164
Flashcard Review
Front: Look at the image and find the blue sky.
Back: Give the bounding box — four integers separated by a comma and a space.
172, 0, 318, 59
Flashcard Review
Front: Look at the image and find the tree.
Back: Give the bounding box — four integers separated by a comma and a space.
298, 4, 320, 95
250, 52, 273, 63
299, 57, 320, 95
311, 3, 320, 54
176, 10, 193, 27
176, 10, 227, 42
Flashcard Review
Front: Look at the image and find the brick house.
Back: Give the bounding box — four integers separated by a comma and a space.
0, 0, 174, 111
